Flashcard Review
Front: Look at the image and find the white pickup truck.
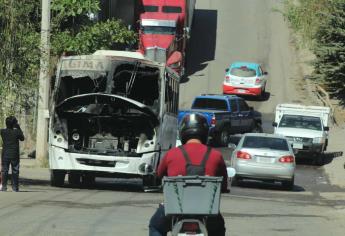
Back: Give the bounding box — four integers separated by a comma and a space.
273, 104, 330, 165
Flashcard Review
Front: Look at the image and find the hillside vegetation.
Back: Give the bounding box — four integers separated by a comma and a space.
284, 0, 345, 104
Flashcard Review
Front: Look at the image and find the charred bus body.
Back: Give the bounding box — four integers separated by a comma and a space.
49, 51, 180, 188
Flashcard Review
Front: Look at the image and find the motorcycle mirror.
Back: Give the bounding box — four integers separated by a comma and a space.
227, 167, 236, 178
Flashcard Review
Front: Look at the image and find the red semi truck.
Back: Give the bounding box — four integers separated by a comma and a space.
99, 0, 195, 75
138, 0, 196, 76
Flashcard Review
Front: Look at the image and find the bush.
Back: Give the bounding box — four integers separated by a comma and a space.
312, 0, 345, 102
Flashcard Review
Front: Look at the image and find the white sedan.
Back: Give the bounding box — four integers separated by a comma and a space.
230, 133, 296, 190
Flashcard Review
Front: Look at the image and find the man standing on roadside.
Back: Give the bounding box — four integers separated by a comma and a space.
1, 116, 25, 192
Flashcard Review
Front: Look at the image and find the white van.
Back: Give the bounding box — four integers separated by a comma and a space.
273, 104, 330, 164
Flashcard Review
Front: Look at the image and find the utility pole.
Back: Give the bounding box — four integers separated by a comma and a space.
36, 0, 51, 166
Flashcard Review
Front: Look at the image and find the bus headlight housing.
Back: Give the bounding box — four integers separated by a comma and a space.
72, 132, 80, 141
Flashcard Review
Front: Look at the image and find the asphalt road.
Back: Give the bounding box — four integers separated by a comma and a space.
1, 1, 345, 236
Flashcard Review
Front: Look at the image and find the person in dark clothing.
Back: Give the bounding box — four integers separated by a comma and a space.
149, 113, 228, 236
1, 116, 25, 192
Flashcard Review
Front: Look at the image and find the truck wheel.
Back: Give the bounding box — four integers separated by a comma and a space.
50, 170, 65, 187
217, 127, 231, 147
282, 177, 294, 190
68, 173, 81, 186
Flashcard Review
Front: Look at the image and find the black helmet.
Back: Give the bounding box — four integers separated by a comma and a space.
179, 113, 209, 144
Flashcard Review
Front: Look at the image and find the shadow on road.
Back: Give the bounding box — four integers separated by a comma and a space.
235, 179, 305, 192
21, 178, 51, 186
20, 177, 145, 192
322, 151, 343, 165
296, 151, 343, 166
238, 92, 271, 102
181, 9, 218, 83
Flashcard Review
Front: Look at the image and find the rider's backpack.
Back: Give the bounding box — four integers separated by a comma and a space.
178, 146, 212, 175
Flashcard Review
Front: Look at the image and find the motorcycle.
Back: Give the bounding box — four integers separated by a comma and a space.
162, 168, 236, 236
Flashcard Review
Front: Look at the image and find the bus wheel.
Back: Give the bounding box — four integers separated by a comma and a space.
68, 172, 81, 187
82, 174, 95, 187
50, 170, 65, 187
143, 175, 161, 189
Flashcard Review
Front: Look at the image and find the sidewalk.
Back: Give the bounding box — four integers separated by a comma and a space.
20, 158, 50, 182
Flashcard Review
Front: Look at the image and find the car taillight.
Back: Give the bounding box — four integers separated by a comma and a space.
211, 116, 216, 126
255, 78, 261, 85
236, 151, 252, 160
182, 222, 200, 233
279, 155, 294, 163
225, 76, 231, 82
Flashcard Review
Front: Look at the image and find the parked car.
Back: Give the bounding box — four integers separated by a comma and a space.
230, 133, 296, 190
178, 94, 262, 146
223, 61, 268, 99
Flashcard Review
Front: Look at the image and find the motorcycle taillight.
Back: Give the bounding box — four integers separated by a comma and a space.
181, 222, 200, 233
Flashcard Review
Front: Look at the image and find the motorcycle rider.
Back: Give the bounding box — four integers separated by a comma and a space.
149, 113, 228, 236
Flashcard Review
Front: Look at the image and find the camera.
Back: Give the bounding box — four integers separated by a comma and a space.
13, 117, 18, 125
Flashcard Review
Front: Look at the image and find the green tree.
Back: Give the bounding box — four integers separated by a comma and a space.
0, 0, 137, 144
312, 0, 345, 102
0, 0, 137, 109
283, 0, 330, 47
0, 2, 40, 128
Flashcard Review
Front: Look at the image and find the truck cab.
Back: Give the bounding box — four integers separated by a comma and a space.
138, 0, 195, 76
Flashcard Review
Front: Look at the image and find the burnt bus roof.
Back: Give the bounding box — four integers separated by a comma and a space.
59, 51, 165, 70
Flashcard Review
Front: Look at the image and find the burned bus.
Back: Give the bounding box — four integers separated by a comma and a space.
49, 50, 180, 188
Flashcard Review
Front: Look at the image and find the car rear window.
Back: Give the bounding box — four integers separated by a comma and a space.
144, 5, 159, 12
162, 6, 182, 13
230, 66, 257, 77
279, 115, 322, 131
192, 98, 228, 111
242, 136, 289, 151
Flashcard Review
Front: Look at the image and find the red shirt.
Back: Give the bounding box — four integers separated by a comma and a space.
157, 143, 228, 191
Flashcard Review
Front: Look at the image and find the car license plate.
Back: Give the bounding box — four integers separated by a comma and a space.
237, 89, 246, 93
256, 157, 274, 163
293, 143, 303, 149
